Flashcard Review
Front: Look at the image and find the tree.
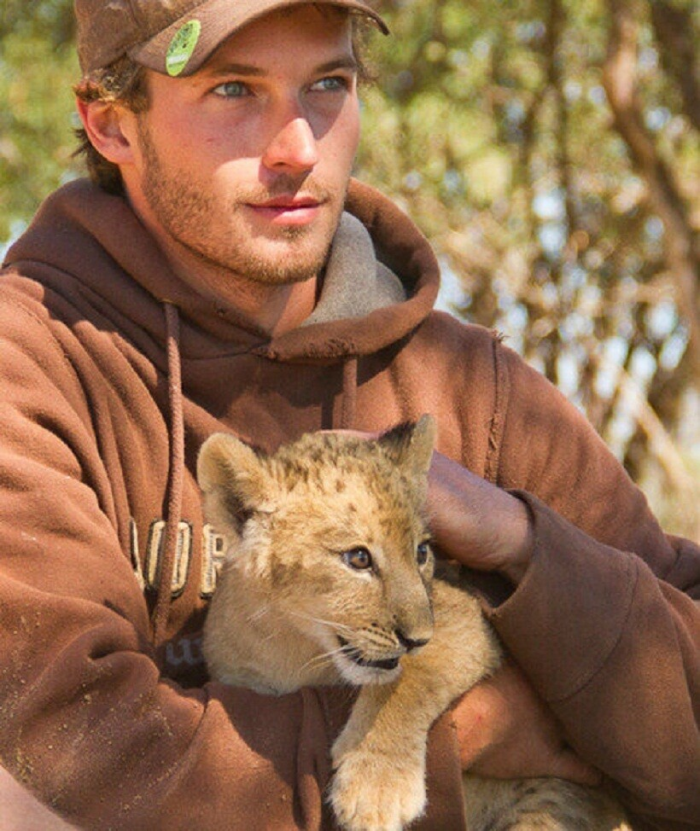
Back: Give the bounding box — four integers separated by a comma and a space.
1, 0, 698, 536
357, 0, 699, 537
0, 0, 77, 244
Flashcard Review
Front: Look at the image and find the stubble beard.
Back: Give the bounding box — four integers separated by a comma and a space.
137, 121, 343, 286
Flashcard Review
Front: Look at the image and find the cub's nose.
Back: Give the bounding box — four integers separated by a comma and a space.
396, 629, 430, 653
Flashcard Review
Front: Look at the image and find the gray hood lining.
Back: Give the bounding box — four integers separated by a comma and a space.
303, 212, 407, 327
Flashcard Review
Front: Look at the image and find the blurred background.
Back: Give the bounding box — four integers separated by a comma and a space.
1, 0, 698, 539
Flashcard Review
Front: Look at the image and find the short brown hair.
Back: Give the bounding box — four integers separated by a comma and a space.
73, 57, 149, 194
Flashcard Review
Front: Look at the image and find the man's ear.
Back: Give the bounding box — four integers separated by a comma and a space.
76, 98, 138, 166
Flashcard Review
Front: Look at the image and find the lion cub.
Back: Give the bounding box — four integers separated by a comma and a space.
198, 417, 630, 831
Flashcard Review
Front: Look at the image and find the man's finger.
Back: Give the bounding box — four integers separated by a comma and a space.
550, 747, 603, 787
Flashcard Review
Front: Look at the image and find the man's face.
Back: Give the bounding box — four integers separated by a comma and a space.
122, 5, 361, 285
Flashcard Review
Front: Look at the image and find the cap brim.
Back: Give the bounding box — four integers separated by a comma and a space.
129, 0, 388, 77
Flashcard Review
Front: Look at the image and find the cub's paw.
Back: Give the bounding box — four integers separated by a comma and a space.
330, 748, 426, 831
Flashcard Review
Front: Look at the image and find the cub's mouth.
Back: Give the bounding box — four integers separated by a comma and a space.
337, 636, 400, 672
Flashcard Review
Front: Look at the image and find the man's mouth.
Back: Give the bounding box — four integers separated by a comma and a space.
337, 636, 400, 672
247, 195, 322, 225
257, 195, 320, 209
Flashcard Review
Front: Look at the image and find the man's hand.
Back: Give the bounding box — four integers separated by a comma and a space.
0, 766, 79, 831
452, 661, 601, 784
427, 450, 534, 584
428, 452, 597, 782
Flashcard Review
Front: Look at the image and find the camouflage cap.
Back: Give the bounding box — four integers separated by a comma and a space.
75, 0, 388, 77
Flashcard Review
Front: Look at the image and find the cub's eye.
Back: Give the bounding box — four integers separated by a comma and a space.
416, 541, 431, 566
342, 547, 373, 571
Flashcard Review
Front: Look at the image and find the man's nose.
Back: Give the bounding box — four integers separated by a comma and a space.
262, 116, 319, 173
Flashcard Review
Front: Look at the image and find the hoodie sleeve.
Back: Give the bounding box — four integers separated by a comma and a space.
0, 292, 345, 831
486, 342, 700, 828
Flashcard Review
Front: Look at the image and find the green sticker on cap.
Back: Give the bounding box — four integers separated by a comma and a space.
165, 20, 201, 77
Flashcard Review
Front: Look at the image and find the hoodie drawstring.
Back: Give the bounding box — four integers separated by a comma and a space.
151, 306, 357, 642
152, 302, 185, 647
340, 357, 358, 429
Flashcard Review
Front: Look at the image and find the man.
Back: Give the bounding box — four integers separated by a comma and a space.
0, 0, 697, 828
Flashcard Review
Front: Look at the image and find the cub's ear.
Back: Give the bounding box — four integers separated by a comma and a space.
197, 434, 278, 534
378, 414, 437, 477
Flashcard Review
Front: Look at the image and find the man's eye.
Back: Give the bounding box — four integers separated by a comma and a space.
309, 76, 349, 93
213, 81, 249, 98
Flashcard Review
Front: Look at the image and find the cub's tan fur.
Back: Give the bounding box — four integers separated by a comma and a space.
198, 418, 630, 831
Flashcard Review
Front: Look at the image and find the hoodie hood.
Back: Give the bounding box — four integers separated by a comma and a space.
5, 177, 440, 364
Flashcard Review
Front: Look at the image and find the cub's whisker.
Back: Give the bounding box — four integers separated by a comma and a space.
286, 608, 355, 637
246, 605, 270, 624
299, 645, 348, 675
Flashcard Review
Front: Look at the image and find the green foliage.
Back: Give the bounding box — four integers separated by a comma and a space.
358, 0, 699, 538
0, 36, 79, 241
1, 0, 698, 536
1, 0, 79, 242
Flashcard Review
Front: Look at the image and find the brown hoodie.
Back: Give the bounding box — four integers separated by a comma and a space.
0, 178, 698, 830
